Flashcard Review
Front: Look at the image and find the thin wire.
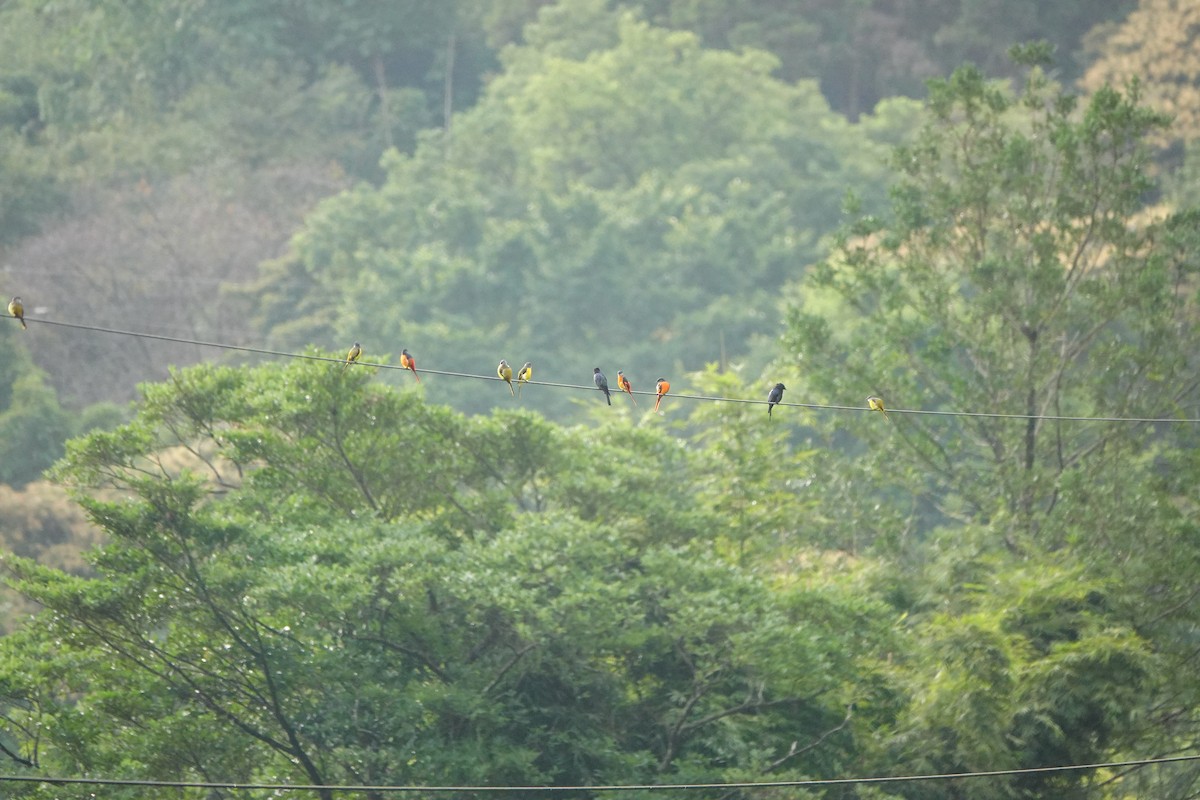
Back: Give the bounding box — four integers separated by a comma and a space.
1, 752, 1196, 793
10, 314, 1200, 424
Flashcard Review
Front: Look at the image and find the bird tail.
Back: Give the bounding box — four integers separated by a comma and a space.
413, 370, 421, 383
629, 393, 638, 407
18, 319, 25, 331
509, 381, 515, 397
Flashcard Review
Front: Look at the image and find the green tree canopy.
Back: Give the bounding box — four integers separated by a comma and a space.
0, 358, 892, 796
482, 0, 1136, 119
0, 331, 74, 488
256, 5, 905, 419
783, 56, 1200, 794
787, 60, 1194, 547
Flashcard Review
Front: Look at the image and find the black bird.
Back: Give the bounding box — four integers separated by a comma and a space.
593, 368, 611, 405
767, 383, 786, 418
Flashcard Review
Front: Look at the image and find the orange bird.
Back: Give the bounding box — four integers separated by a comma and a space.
400, 349, 421, 382
617, 371, 637, 407
654, 377, 670, 413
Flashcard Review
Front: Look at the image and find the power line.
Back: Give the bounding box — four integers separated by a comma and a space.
1, 752, 1197, 794
8, 313, 1200, 424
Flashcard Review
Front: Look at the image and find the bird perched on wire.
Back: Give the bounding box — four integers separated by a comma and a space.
867, 395, 889, 420
400, 349, 421, 382
654, 377, 670, 414
7, 297, 25, 330
342, 341, 362, 372
767, 383, 786, 418
517, 361, 532, 396
593, 368, 611, 405
498, 359, 515, 395
617, 371, 637, 407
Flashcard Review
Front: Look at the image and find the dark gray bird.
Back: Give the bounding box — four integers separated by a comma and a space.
593, 368, 611, 405
767, 383, 786, 417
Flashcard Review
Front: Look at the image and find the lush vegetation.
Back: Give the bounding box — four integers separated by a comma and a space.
2, 1, 1200, 798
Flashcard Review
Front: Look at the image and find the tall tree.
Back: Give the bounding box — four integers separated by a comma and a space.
0, 358, 890, 794
788, 51, 1192, 546
784, 49, 1200, 792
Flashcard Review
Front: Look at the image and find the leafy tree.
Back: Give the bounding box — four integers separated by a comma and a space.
0, 334, 73, 488
0, 358, 894, 796
0, 0, 464, 257
788, 55, 1191, 547
676, 364, 822, 564
869, 540, 1157, 800
485, 0, 1136, 119
784, 52, 1200, 795
0, 0, 491, 164
259, 5, 896, 419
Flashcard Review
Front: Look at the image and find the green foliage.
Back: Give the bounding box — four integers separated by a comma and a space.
1, 358, 891, 793
0, 334, 128, 489
0, 335, 74, 488
633, 0, 1135, 119
476, 1, 1138, 120
0, 132, 64, 245
262, 7, 894, 420
783, 55, 1200, 797
878, 555, 1155, 800
788, 63, 1187, 546
679, 365, 821, 563
2, 3, 1198, 795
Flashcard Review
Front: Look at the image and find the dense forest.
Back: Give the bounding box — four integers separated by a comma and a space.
2, 0, 1200, 797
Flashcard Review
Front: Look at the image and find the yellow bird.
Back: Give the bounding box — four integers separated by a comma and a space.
342, 341, 362, 372
498, 359, 515, 396
867, 395, 889, 420
8, 296, 25, 330
516, 361, 532, 396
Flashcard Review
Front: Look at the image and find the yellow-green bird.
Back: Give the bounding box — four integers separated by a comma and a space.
867, 395, 889, 420
8, 296, 25, 330
342, 341, 362, 372
517, 361, 532, 396
498, 359, 515, 396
